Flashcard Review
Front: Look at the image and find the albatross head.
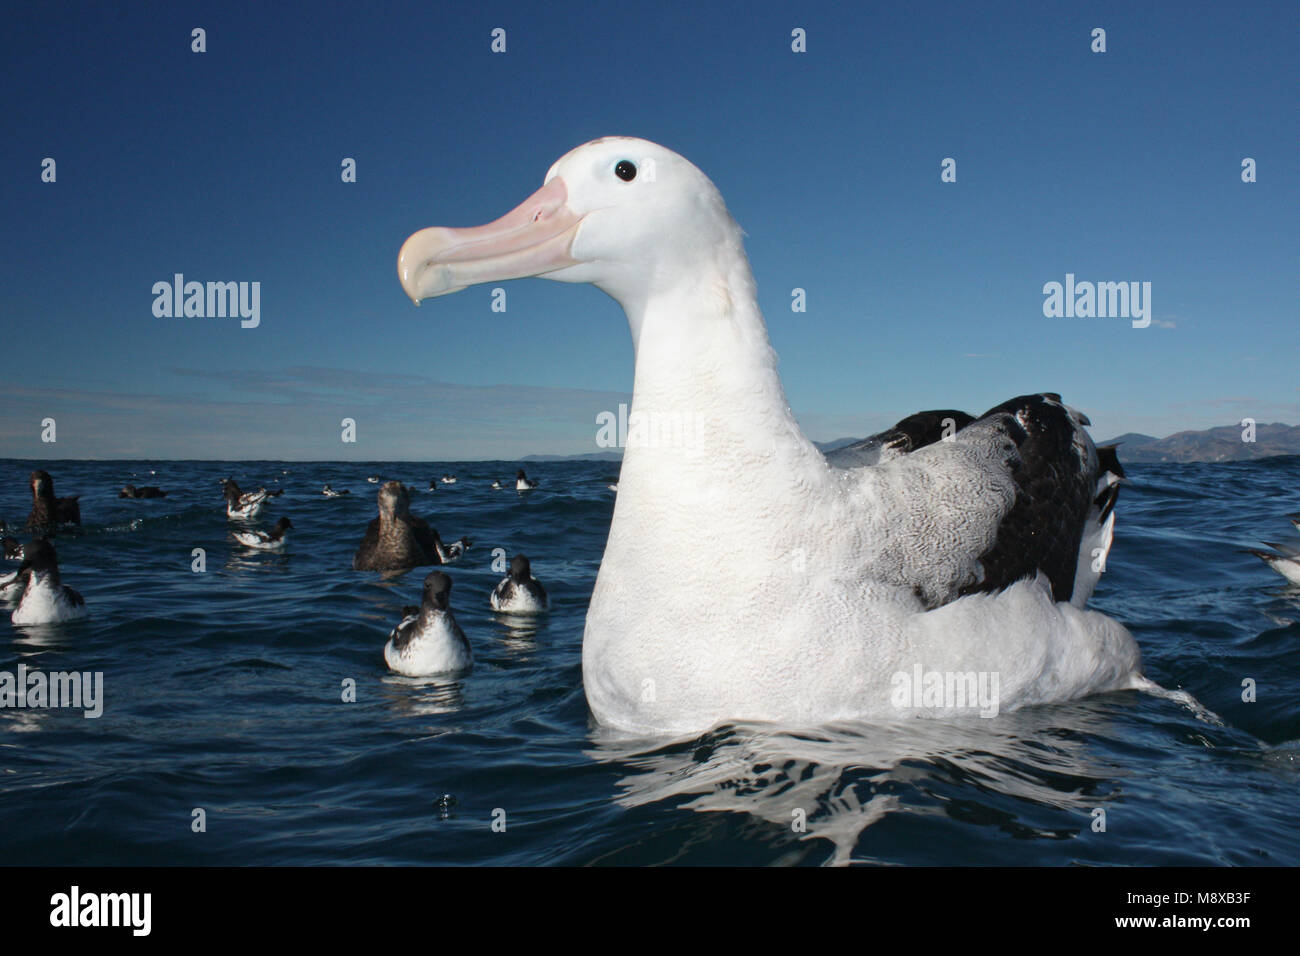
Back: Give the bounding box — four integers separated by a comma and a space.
397, 137, 742, 313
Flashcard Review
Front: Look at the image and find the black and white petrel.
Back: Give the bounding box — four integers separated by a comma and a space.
490, 554, 549, 613
232, 517, 293, 551
8, 538, 87, 625
220, 477, 282, 520
383, 571, 473, 676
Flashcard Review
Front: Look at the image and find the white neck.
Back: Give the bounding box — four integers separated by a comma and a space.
614, 243, 817, 477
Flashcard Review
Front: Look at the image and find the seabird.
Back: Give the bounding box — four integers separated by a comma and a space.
1242, 539, 1300, 586
9, 539, 87, 625
322, 484, 351, 497
490, 554, 549, 613
383, 572, 472, 676
515, 469, 539, 491
232, 517, 293, 551
0, 521, 21, 560
119, 484, 167, 498
490, 480, 503, 490
220, 477, 282, 520
367, 475, 381, 483
25, 470, 81, 529
0, 568, 27, 604
396, 136, 1141, 734
352, 481, 471, 571
440, 475, 458, 484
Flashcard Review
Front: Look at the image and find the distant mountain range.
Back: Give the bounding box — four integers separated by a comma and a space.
1095, 423, 1300, 463
526, 424, 1300, 464
526, 439, 859, 462
522, 451, 624, 462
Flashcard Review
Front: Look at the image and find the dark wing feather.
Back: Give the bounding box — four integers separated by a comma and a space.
956, 394, 1109, 603
407, 515, 444, 565
351, 518, 382, 570
835, 393, 1121, 608
826, 409, 975, 468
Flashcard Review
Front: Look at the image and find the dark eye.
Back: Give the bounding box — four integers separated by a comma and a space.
615, 160, 637, 182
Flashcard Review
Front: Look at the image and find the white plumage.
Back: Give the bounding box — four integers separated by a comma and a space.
9, 540, 87, 625
232, 517, 292, 551
490, 555, 549, 614
221, 478, 281, 520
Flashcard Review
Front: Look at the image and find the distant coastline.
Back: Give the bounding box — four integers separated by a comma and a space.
526, 425, 1300, 465
3, 424, 1297, 465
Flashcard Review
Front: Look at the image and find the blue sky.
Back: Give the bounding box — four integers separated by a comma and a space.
1, 0, 1296, 459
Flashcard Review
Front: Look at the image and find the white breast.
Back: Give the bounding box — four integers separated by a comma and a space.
490, 580, 547, 613
12, 574, 87, 625
384, 613, 472, 676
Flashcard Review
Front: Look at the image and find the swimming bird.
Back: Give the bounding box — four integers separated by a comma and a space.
490, 554, 549, 613
25, 470, 81, 529
515, 469, 539, 491
1242, 539, 1300, 586
0, 521, 21, 559
427, 479, 438, 491
383, 572, 472, 676
397, 136, 1141, 734
119, 484, 167, 498
220, 477, 282, 520
440, 475, 457, 485
367, 476, 381, 483
232, 517, 293, 550
9, 539, 87, 625
352, 481, 471, 571
0, 560, 29, 602
491, 480, 503, 490
322, 484, 350, 497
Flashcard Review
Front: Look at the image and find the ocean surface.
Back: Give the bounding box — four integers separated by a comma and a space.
1, 456, 1298, 866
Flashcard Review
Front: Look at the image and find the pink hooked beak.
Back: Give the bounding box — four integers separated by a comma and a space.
397, 177, 583, 304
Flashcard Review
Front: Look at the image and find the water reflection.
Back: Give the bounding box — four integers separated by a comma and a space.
378, 673, 467, 718
588, 698, 1143, 866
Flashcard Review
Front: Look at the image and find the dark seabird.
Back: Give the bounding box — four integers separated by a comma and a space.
25, 470, 81, 529
352, 481, 471, 571
119, 484, 167, 499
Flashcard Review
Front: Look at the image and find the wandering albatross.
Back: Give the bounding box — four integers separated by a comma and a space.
397, 136, 1143, 734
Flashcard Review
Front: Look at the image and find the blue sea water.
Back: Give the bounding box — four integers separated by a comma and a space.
0, 456, 1297, 866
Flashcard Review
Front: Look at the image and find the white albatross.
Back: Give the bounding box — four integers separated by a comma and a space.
397, 136, 1144, 735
